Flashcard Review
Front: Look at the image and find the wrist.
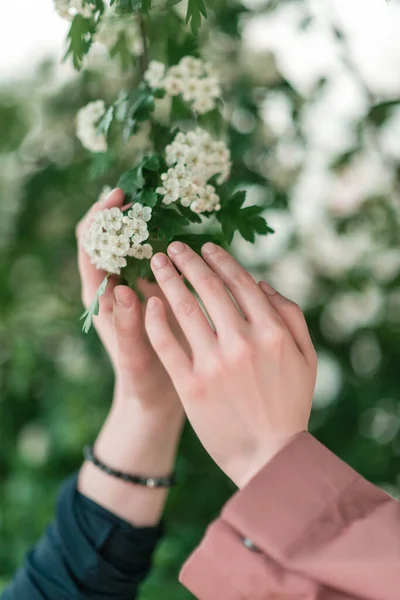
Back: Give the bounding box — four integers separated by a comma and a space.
78, 393, 184, 527
113, 377, 184, 423
233, 434, 300, 489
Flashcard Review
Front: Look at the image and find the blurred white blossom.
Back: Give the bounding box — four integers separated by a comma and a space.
76, 100, 108, 153
144, 56, 221, 115
54, 0, 96, 21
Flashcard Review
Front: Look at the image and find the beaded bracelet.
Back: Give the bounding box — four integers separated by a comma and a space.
83, 445, 177, 489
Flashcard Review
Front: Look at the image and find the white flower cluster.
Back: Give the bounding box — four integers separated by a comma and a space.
76, 100, 108, 153
156, 128, 231, 214
144, 57, 221, 114
54, 0, 96, 21
84, 204, 153, 274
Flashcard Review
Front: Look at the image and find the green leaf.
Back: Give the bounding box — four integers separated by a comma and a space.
151, 207, 189, 241
142, 154, 160, 172
166, 0, 182, 6
89, 151, 115, 180
117, 166, 145, 194
64, 14, 93, 70
96, 106, 114, 136
329, 147, 360, 170
81, 275, 109, 333
185, 0, 207, 35
176, 204, 203, 223
367, 99, 400, 126
216, 191, 274, 244
109, 33, 133, 71
114, 92, 129, 122
139, 188, 158, 207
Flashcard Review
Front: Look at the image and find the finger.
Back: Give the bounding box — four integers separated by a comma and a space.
77, 188, 124, 308
201, 242, 279, 325
113, 286, 157, 376
137, 277, 189, 350
145, 296, 192, 388
259, 281, 317, 366
167, 242, 245, 335
150, 253, 216, 354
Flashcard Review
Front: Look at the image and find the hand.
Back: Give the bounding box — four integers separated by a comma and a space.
76, 190, 187, 526
144, 242, 317, 489
76, 188, 186, 417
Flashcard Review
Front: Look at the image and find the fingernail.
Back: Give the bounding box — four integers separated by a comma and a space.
147, 297, 160, 312
114, 287, 133, 308
259, 281, 277, 296
152, 253, 168, 269
102, 188, 116, 204
168, 241, 186, 255
202, 242, 217, 255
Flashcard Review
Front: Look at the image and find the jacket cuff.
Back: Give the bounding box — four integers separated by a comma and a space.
221, 432, 361, 562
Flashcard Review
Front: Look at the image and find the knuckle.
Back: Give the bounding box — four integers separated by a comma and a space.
230, 269, 253, 288
285, 298, 303, 315
180, 251, 196, 266
199, 273, 223, 293
210, 250, 229, 265
202, 354, 225, 379
176, 297, 198, 318
157, 267, 176, 283
186, 376, 206, 400
260, 325, 285, 348
227, 334, 254, 362
153, 335, 170, 355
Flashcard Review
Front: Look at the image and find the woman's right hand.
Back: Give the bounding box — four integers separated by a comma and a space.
145, 242, 318, 489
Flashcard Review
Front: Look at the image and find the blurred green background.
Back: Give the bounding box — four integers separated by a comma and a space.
1, 0, 400, 598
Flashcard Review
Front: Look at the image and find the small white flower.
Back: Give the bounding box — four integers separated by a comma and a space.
163, 76, 184, 96
163, 191, 180, 205
178, 56, 204, 78
128, 202, 152, 222
111, 236, 131, 256
144, 61, 166, 89
182, 78, 202, 102
128, 243, 154, 260
103, 207, 123, 232
192, 96, 216, 115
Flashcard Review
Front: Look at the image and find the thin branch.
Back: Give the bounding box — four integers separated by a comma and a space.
139, 13, 150, 77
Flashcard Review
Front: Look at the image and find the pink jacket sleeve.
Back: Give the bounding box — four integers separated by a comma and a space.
180, 432, 400, 600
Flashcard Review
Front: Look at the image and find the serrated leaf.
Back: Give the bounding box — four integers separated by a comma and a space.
217, 191, 274, 244
142, 154, 160, 171
139, 188, 158, 207
152, 208, 189, 241
65, 14, 93, 70
176, 204, 203, 223
117, 166, 145, 194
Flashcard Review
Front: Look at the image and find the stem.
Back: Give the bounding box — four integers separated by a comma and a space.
139, 13, 150, 77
